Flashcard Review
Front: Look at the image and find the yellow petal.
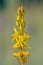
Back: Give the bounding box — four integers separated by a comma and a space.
22, 51, 30, 56
16, 21, 19, 26
13, 53, 18, 57
14, 27, 19, 35
21, 6, 24, 15
12, 44, 17, 48
20, 43, 23, 48
17, 6, 21, 15
12, 38, 15, 42
24, 33, 30, 39
14, 27, 17, 32
17, 15, 20, 21
23, 42, 28, 47
13, 52, 20, 57
21, 17, 24, 23
20, 23, 23, 31
12, 43, 20, 49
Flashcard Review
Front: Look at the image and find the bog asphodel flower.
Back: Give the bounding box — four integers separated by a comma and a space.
11, 27, 19, 42
13, 51, 30, 58
11, 6, 31, 65
16, 20, 19, 26
17, 6, 21, 15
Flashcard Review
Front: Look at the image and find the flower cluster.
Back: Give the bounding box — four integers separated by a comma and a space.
11, 6, 31, 65
16, 6, 25, 31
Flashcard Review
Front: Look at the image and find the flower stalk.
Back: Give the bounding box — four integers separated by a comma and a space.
11, 6, 31, 65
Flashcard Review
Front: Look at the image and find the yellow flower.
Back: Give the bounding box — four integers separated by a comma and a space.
13, 35, 29, 49
13, 52, 20, 57
20, 23, 25, 31
17, 15, 20, 21
17, 6, 21, 15
11, 28, 19, 42
23, 42, 28, 48
16, 40, 23, 49
21, 51, 30, 56
12, 43, 20, 49
21, 6, 24, 15
12, 35, 25, 49
18, 35, 24, 43
23, 33, 30, 39
21, 16, 24, 23
17, 35, 24, 44
12, 6, 31, 64
20, 23, 23, 31
12, 35, 28, 49
13, 51, 30, 58
16, 21, 19, 26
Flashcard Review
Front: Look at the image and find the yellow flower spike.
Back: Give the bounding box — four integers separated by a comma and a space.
12, 6, 31, 65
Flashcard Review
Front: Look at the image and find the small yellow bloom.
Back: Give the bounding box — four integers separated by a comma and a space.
15, 35, 24, 48
18, 35, 24, 44
20, 23, 23, 31
18, 35, 24, 42
21, 6, 24, 15
13, 52, 20, 57
17, 15, 20, 21
13, 27, 19, 35
17, 6, 21, 15
21, 51, 30, 56
12, 44, 18, 49
13, 35, 29, 48
11, 28, 19, 42
16, 21, 19, 26
24, 33, 30, 39
20, 23, 25, 31
12, 43, 20, 49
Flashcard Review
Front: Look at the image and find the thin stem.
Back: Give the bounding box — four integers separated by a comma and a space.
18, 57, 24, 65
20, 58, 24, 65
18, 47, 24, 65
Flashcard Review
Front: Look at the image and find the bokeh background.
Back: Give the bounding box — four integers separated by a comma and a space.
0, 0, 43, 65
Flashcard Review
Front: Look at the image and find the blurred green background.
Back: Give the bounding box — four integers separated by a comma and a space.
0, 0, 43, 65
